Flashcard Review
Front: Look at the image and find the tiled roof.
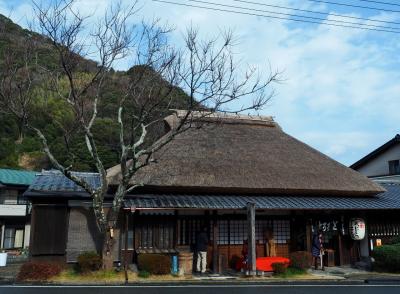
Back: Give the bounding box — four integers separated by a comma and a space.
124, 183, 400, 210
0, 168, 37, 186
25, 170, 100, 195
25, 170, 400, 210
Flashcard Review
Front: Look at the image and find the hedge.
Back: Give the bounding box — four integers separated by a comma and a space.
76, 251, 102, 273
271, 262, 287, 274
17, 262, 63, 281
137, 254, 171, 275
289, 251, 312, 270
372, 243, 400, 272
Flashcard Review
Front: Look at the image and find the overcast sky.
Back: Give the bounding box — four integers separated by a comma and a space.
1, 0, 400, 166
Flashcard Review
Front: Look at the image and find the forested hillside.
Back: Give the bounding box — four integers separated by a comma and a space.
0, 14, 189, 171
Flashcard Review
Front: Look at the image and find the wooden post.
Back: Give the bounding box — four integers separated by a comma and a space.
247, 203, 256, 276
227, 219, 231, 263
124, 211, 129, 283
174, 210, 179, 248
212, 210, 218, 273
338, 232, 343, 266
306, 221, 312, 254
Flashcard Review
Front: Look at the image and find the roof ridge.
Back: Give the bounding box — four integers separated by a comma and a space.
171, 110, 277, 125
39, 170, 100, 176
0, 168, 36, 173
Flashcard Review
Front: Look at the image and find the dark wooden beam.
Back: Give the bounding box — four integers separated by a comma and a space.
174, 210, 178, 248
247, 203, 256, 276
306, 220, 312, 254
124, 211, 129, 283
212, 210, 218, 273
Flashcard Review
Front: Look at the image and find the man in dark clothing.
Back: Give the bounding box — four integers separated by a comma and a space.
196, 226, 208, 273
311, 230, 324, 270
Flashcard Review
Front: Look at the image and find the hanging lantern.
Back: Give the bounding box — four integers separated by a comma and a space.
349, 218, 366, 240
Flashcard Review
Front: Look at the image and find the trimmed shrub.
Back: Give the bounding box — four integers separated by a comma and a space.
76, 251, 102, 273
372, 244, 400, 272
138, 270, 150, 278
289, 251, 312, 270
17, 262, 63, 281
388, 236, 400, 245
137, 254, 171, 275
230, 254, 241, 270
271, 262, 287, 274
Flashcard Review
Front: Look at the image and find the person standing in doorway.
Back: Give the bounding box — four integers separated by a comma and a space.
196, 226, 209, 274
312, 230, 325, 270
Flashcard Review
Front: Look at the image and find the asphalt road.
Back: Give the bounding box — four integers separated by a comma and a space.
1, 284, 400, 294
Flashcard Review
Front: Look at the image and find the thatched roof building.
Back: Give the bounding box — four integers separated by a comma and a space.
107, 111, 383, 196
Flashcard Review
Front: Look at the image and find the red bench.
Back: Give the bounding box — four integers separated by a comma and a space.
256, 257, 290, 272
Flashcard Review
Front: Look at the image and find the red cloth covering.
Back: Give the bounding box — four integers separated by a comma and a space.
256, 257, 290, 272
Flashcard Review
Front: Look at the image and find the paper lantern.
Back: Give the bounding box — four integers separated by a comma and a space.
349, 218, 366, 240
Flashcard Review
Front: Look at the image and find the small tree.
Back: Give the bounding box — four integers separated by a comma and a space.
0, 30, 40, 144
14, 0, 280, 268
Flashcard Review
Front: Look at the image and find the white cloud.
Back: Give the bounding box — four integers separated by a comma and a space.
1, 0, 400, 165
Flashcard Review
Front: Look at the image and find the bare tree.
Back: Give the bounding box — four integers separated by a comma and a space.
0, 32, 39, 144
20, 0, 280, 268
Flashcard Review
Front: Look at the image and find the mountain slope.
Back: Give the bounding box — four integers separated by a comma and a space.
0, 15, 189, 171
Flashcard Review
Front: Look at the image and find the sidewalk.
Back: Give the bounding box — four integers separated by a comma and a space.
0, 263, 22, 283
308, 266, 400, 283
1, 264, 400, 285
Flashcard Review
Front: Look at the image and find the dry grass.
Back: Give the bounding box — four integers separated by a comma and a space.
50, 269, 187, 284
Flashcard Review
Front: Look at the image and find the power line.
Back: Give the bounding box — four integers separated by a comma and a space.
356, 0, 400, 7
152, 0, 400, 33
306, 0, 400, 13
233, 0, 400, 25
188, 0, 400, 31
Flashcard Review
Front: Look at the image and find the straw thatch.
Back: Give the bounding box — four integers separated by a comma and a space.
107, 112, 384, 196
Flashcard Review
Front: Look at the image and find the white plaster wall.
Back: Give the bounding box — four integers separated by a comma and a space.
24, 223, 30, 248
357, 144, 400, 177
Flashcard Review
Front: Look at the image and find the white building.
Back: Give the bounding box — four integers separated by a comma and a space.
0, 168, 36, 251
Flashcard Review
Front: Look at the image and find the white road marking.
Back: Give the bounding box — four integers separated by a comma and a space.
0, 284, 399, 288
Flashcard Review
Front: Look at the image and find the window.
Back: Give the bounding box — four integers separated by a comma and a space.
230, 220, 247, 244
137, 221, 174, 249
177, 218, 208, 246
121, 230, 134, 249
256, 220, 273, 243
218, 220, 229, 245
389, 160, 400, 175
3, 228, 24, 249
273, 220, 290, 244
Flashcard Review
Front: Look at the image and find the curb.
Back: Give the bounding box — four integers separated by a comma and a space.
1, 278, 369, 286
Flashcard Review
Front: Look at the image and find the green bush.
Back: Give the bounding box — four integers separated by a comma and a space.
17, 262, 63, 281
76, 251, 102, 273
372, 244, 400, 272
289, 251, 312, 270
276, 267, 307, 278
388, 236, 400, 245
138, 270, 150, 278
271, 262, 287, 274
137, 254, 171, 275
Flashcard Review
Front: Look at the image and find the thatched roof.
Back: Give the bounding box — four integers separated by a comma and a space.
107, 112, 384, 196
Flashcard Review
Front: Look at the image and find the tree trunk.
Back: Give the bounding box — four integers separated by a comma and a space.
15, 123, 24, 144
102, 228, 115, 270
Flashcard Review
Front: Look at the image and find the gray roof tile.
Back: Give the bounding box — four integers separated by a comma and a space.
24, 171, 400, 210
124, 183, 400, 210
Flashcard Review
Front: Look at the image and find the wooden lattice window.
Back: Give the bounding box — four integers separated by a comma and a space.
177, 218, 208, 246
230, 220, 247, 244
218, 220, 229, 245
273, 220, 291, 244
137, 221, 174, 249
